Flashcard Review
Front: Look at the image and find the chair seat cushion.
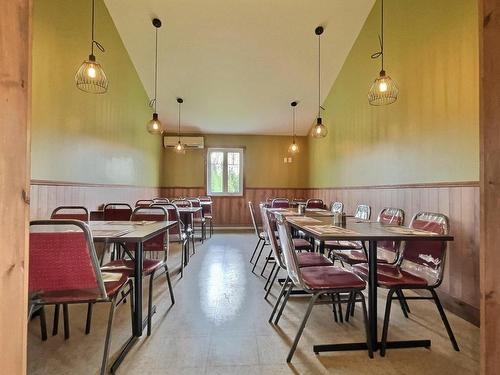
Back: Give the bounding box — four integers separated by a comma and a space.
352, 264, 428, 287
332, 249, 368, 265
193, 217, 206, 223
101, 258, 164, 276
36, 272, 129, 303
297, 252, 333, 267
292, 238, 313, 251
204, 215, 213, 219
324, 240, 362, 250
301, 266, 366, 290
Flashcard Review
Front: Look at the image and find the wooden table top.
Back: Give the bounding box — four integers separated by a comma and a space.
90, 220, 177, 243
268, 207, 335, 217
176, 206, 203, 213
284, 215, 454, 242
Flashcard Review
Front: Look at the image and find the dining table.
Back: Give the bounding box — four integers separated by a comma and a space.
90, 220, 177, 372
268, 207, 335, 217
283, 214, 454, 355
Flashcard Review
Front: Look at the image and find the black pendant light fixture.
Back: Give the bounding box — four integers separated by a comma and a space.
311, 26, 328, 138
368, 0, 398, 105
146, 18, 166, 134
174, 98, 185, 153
75, 0, 108, 94
288, 101, 299, 154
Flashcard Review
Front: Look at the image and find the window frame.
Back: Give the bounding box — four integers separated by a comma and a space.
206, 147, 244, 197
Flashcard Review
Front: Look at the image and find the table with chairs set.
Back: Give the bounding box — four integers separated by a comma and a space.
248, 197, 459, 362
28, 196, 215, 374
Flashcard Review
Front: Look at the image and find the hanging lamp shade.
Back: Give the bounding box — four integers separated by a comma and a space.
368, 70, 398, 105
146, 18, 165, 135
75, 0, 108, 94
288, 101, 299, 154
146, 113, 163, 134
175, 140, 185, 153
311, 26, 328, 138
75, 55, 108, 94
288, 141, 299, 154
312, 117, 328, 138
174, 97, 185, 153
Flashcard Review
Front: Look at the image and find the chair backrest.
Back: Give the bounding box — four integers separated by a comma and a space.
103, 203, 132, 221
271, 198, 290, 208
135, 199, 153, 207
258, 203, 270, 241
262, 208, 286, 269
248, 201, 260, 236
151, 203, 183, 236
354, 204, 371, 220
330, 201, 344, 213
50, 206, 89, 222
377, 207, 405, 255
400, 212, 449, 286
306, 198, 324, 209
153, 197, 169, 204
275, 214, 303, 287
131, 206, 169, 252
198, 196, 212, 202
172, 199, 192, 208
29, 220, 106, 302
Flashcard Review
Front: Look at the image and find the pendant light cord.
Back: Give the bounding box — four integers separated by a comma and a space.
154, 26, 158, 112
318, 33, 321, 117
292, 105, 296, 142
90, 0, 104, 56
371, 0, 385, 71
178, 102, 181, 141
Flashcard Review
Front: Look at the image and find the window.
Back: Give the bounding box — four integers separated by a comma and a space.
207, 148, 244, 196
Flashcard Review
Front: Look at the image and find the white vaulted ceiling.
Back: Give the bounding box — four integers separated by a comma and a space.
105, 0, 374, 135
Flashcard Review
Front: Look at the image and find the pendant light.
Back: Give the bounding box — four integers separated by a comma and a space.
174, 98, 185, 153
146, 18, 166, 134
288, 101, 299, 154
75, 0, 108, 94
368, 0, 398, 105
311, 26, 328, 138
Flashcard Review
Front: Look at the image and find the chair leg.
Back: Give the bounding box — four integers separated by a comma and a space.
380, 289, 396, 357
430, 288, 460, 351
264, 263, 277, 291
260, 249, 273, 277
250, 238, 262, 264
335, 294, 344, 323
100, 294, 119, 375
287, 293, 319, 362
191, 234, 196, 255
63, 304, 70, 340
269, 277, 289, 323
358, 291, 374, 358
251, 242, 266, 273
395, 289, 409, 318
345, 292, 355, 322
275, 283, 294, 325
40, 306, 48, 341
331, 295, 339, 323
85, 303, 93, 334
264, 266, 280, 300
164, 264, 175, 305
52, 304, 60, 336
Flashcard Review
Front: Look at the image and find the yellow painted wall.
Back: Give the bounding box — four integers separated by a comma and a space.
161, 134, 308, 188
31, 0, 162, 186
308, 0, 479, 187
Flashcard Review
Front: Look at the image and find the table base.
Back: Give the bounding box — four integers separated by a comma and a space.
313, 339, 431, 354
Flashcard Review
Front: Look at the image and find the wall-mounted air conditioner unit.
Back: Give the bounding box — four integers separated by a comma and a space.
163, 136, 204, 149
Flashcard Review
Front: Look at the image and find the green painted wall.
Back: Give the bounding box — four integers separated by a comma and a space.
31, 0, 161, 186
161, 134, 309, 188
308, 0, 479, 187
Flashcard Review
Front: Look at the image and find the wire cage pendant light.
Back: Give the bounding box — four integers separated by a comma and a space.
368, 0, 398, 106
146, 18, 166, 135
75, 0, 108, 94
312, 26, 328, 138
288, 101, 299, 154
175, 98, 185, 153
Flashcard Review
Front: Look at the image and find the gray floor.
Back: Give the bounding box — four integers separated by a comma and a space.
28, 232, 479, 374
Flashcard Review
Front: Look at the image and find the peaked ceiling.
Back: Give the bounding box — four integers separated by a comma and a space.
105, 0, 374, 135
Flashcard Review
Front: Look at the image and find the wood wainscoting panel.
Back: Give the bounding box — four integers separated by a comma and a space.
30, 180, 161, 219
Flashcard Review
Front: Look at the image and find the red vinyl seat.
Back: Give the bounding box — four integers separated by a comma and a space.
296, 252, 333, 268
292, 238, 313, 251
101, 258, 163, 276
301, 266, 366, 290
352, 263, 427, 287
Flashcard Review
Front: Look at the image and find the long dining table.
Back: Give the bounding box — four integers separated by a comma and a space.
283, 214, 454, 355
90, 220, 177, 372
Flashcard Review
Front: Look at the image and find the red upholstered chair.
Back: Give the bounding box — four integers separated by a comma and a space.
188, 198, 206, 243
251, 203, 271, 274
271, 198, 290, 208
332, 207, 405, 266
101, 206, 175, 336
248, 201, 266, 265
103, 203, 132, 221
199, 196, 214, 237
152, 198, 169, 204
49, 206, 89, 339
135, 199, 154, 207
262, 208, 330, 300
51, 206, 89, 222
160, 203, 189, 277
172, 199, 196, 254
324, 204, 371, 255
270, 214, 372, 362
305, 198, 324, 209
353, 212, 459, 355
29, 220, 133, 375
330, 201, 344, 213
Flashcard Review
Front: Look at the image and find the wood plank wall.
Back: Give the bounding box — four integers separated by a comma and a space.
29, 180, 479, 324
1, 1, 31, 373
